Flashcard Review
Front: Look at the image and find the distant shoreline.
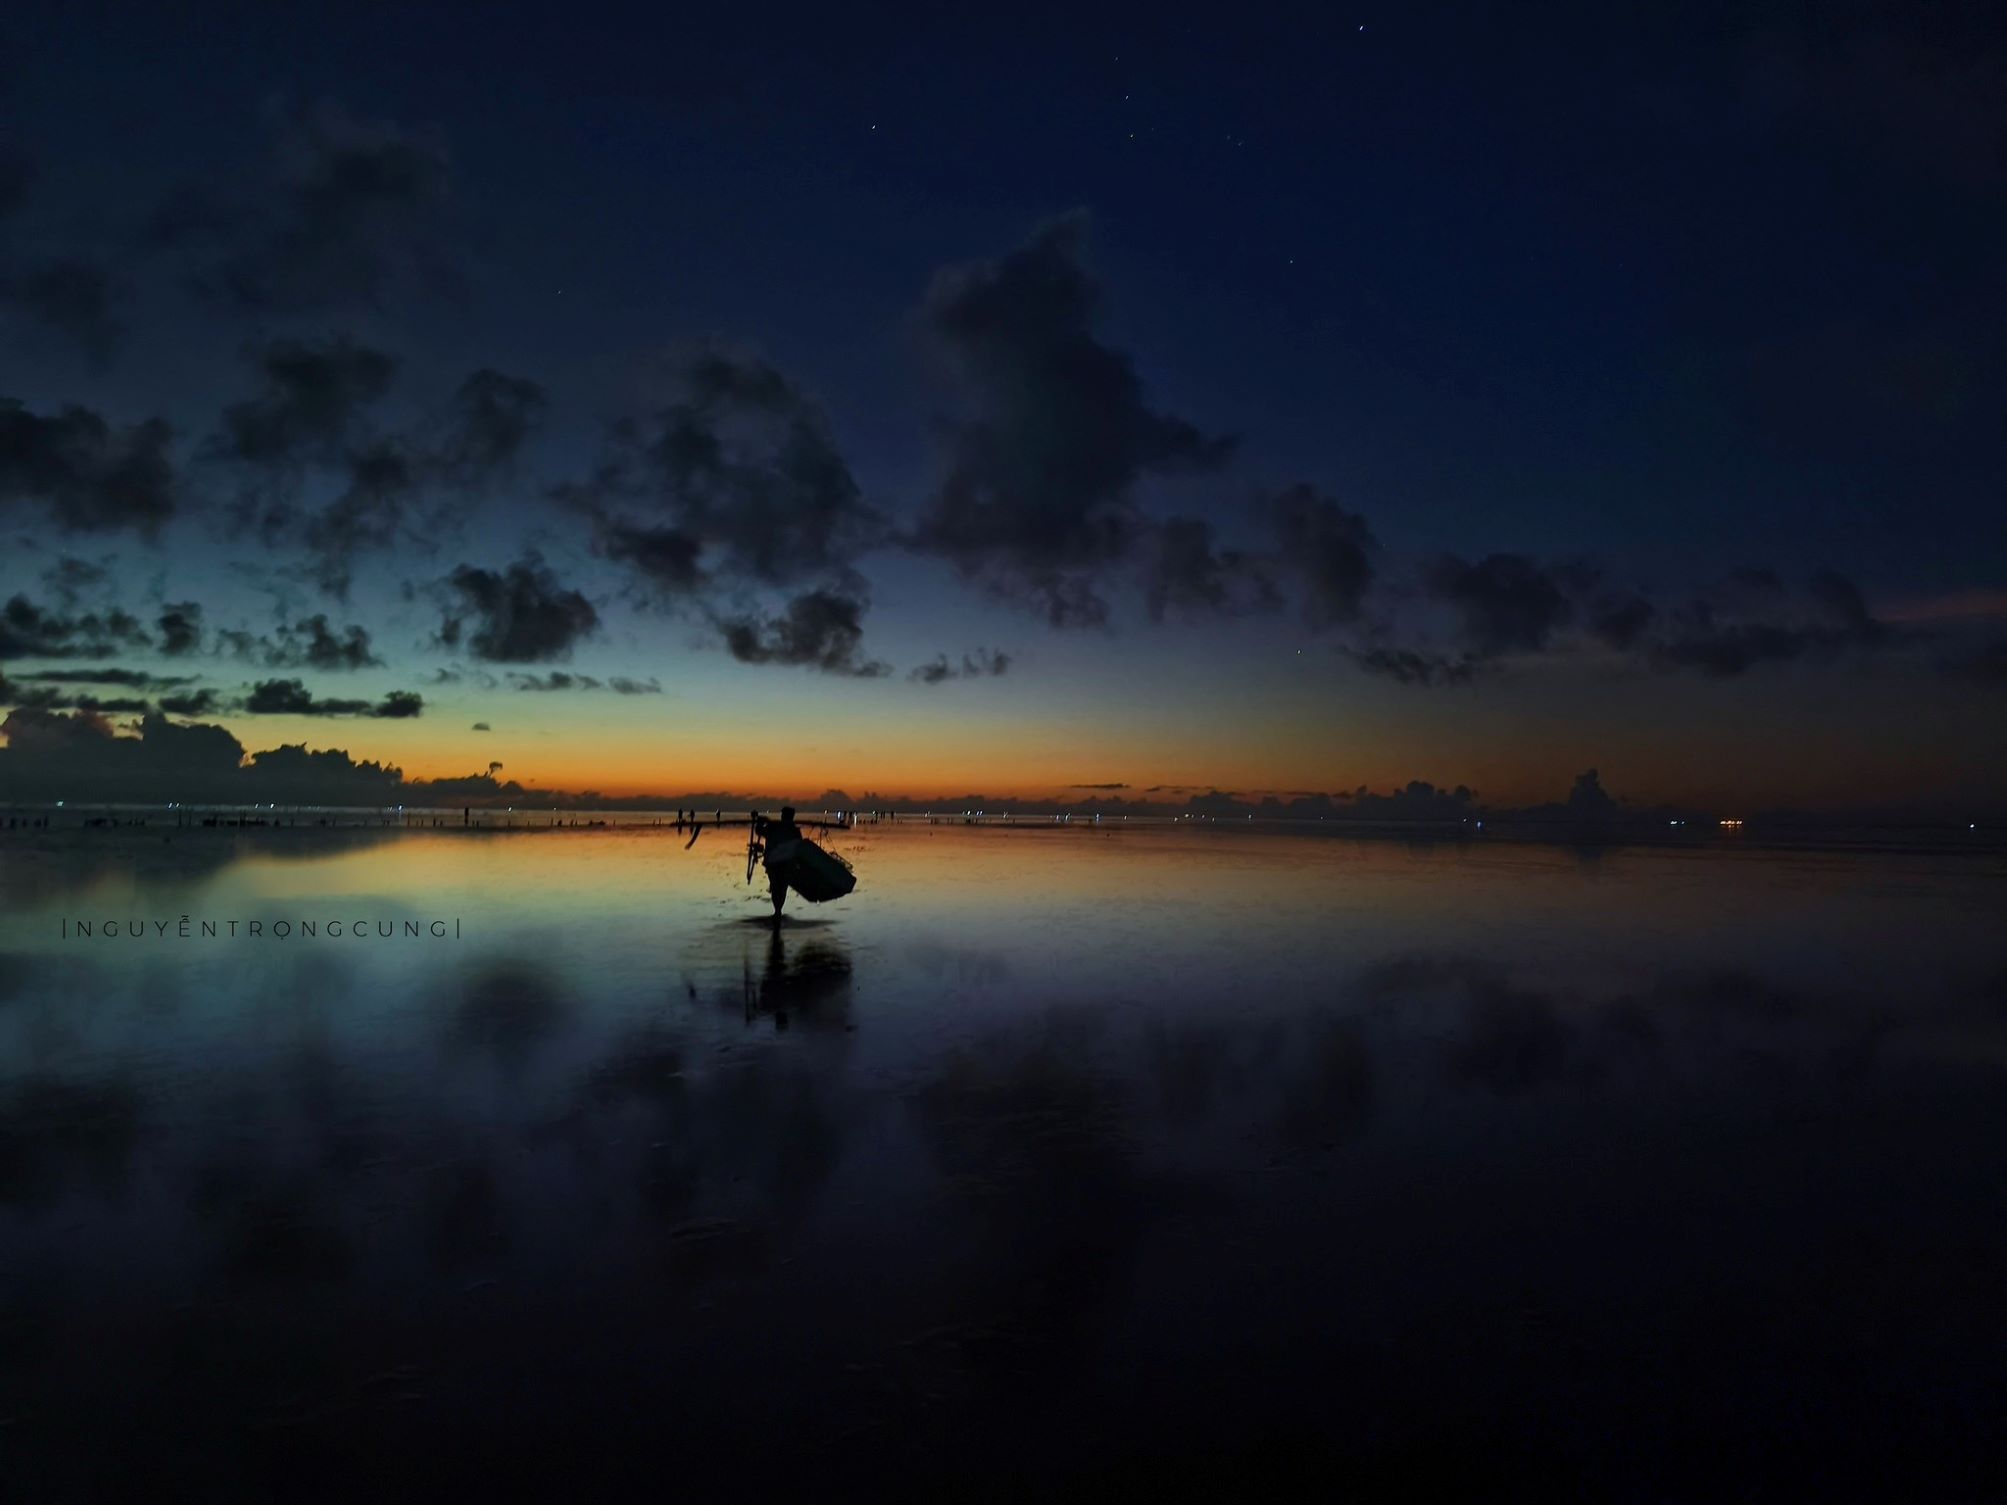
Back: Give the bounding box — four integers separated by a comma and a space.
2, 805, 1999, 858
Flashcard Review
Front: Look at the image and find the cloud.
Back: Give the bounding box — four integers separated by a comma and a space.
213, 336, 397, 469
0, 595, 149, 659
502, 671, 662, 695
0, 153, 30, 219
1271, 485, 1378, 628
207, 336, 404, 591
38, 556, 113, 605
156, 602, 204, 656
438, 555, 599, 662
717, 588, 888, 676
436, 369, 546, 484
1142, 516, 1280, 622
9, 668, 196, 688
202, 104, 455, 314
907, 647, 1011, 684
1650, 569, 1891, 677
239, 678, 424, 718
1344, 646, 1477, 686
0, 256, 123, 364
216, 613, 381, 670
571, 350, 881, 600
0, 674, 152, 714
506, 671, 600, 692
207, 341, 546, 593
158, 689, 220, 717
0, 399, 176, 534
0, 708, 250, 802
596, 522, 707, 597
911, 213, 1236, 627
274, 614, 380, 670
1586, 590, 1657, 649
470, 721, 491, 731
1427, 552, 1575, 655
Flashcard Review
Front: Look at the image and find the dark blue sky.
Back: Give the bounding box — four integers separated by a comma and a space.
1, 0, 2002, 810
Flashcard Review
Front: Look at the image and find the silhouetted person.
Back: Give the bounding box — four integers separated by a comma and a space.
754, 805, 803, 920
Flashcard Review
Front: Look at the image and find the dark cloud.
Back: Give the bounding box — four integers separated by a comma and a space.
0, 399, 176, 534
0, 595, 149, 659
506, 671, 601, 692
305, 437, 418, 585
1650, 569, 1891, 677
38, 555, 112, 605
1355, 558, 1914, 688
437, 369, 547, 484
439, 555, 600, 662
1564, 768, 1619, 820
204, 105, 454, 314
0, 708, 247, 803
1142, 516, 1280, 622
0, 684, 151, 714
1940, 635, 2007, 685
0, 153, 30, 219
1427, 553, 1575, 655
207, 346, 543, 594
596, 522, 706, 597
470, 721, 491, 731
1344, 646, 1477, 687
1586, 591, 1657, 649
213, 336, 396, 469
1271, 485, 1377, 628
609, 676, 662, 695
907, 647, 1011, 684
215, 613, 381, 669
717, 588, 888, 676
155, 602, 204, 656
10, 667, 196, 688
158, 689, 220, 717
276, 614, 380, 670
572, 351, 881, 600
240, 678, 423, 718
912, 213, 1236, 627
0, 256, 123, 364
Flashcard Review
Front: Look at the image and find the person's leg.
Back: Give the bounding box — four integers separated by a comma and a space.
769, 873, 786, 919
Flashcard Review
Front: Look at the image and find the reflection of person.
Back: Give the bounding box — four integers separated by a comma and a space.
754, 805, 803, 920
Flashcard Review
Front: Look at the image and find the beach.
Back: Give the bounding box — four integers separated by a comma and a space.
3, 821, 2004, 1498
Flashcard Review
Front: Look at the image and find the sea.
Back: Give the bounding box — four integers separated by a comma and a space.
2, 817, 2003, 1498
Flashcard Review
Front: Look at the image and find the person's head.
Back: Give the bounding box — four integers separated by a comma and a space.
780, 805, 795, 822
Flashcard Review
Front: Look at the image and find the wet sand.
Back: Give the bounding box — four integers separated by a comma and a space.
2, 823, 2004, 1499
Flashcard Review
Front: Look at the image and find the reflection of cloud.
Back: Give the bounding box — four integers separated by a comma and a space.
1278, 1019, 1376, 1144
425, 1160, 509, 1271
560, 1006, 850, 1288
0, 1072, 143, 1207
904, 1030, 1178, 1382
1443, 983, 1577, 1096
443, 960, 573, 1070
207, 1185, 355, 1288
1361, 955, 1900, 1100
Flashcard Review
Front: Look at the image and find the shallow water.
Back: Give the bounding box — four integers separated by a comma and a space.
3, 823, 2004, 1498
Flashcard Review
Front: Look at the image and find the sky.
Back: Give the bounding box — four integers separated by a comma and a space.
1, 0, 2003, 814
